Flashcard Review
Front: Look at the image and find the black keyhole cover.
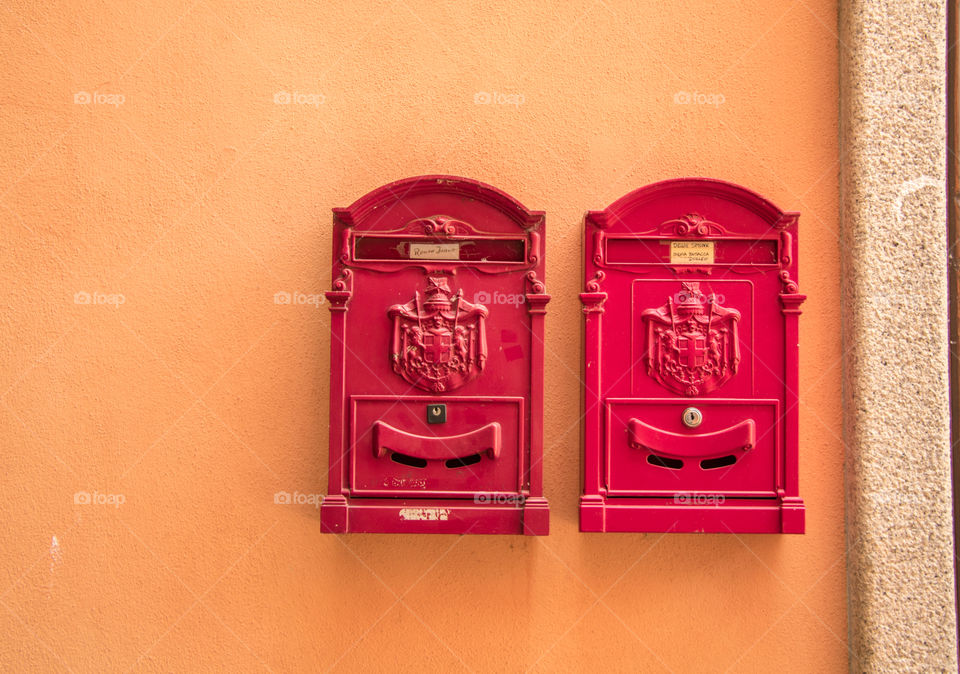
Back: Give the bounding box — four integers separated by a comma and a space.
427, 404, 447, 424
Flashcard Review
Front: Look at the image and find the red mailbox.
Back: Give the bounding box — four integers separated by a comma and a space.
580, 178, 805, 533
321, 176, 550, 535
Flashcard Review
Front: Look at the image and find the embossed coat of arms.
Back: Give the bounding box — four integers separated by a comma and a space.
388, 277, 488, 392
642, 282, 741, 396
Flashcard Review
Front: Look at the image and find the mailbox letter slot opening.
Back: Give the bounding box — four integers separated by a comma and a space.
353, 236, 527, 263
604, 237, 779, 266
647, 454, 684, 470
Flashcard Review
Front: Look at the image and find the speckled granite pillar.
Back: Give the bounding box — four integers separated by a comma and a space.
840, 0, 957, 670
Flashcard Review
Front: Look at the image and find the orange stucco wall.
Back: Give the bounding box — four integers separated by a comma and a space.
1, 1, 844, 671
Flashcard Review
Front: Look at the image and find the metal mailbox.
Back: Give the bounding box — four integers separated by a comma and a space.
579, 178, 805, 533
321, 176, 550, 534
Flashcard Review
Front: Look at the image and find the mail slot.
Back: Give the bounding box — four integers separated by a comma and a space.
321, 176, 550, 534
579, 178, 805, 533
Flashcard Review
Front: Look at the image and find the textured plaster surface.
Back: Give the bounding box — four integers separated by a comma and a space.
840, 0, 957, 670
0, 1, 846, 670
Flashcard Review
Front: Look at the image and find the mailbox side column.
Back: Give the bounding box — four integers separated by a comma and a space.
524, 290, 550, 535
321, 268, 352, 533
580, 286, 607, 532
779, 292, 805, 533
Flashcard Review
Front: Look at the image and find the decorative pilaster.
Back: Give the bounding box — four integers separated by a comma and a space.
579, 283, 607, 532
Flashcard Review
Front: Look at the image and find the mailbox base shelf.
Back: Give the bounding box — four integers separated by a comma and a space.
579, 496, 804, 534
321, 495, 549, 535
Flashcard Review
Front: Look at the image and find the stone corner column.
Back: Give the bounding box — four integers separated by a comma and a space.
840, 0, 957, 670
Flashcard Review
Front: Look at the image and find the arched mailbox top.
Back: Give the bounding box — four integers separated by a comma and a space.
582, 177, 802, 292
586, 177, 799, 233
333, 175, 544, 230
330, 175, 546, 276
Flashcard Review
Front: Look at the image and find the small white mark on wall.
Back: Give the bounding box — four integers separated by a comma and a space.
894, 176, 941, 224
50, 535, 62, 573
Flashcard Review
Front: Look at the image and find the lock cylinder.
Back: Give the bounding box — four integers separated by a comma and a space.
681, 407, 703, 428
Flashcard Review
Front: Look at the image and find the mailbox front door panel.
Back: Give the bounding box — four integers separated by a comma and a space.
580, 178, 805, 534
350, 396, 523, 496
605, 399, 780, 496
321, 176, 550, 535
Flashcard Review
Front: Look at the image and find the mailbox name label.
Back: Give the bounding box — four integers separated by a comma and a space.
409, 242, 461, 260
399, 507, 450, 521
670, 240, 714, 264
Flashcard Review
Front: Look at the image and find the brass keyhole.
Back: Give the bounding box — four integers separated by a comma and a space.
431, 407, 441, 416
682, 407, 703, 428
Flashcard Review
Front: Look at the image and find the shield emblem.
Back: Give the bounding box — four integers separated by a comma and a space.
642, 282, 741, 396
388, 277, 488, 392
423, 328, 453, 364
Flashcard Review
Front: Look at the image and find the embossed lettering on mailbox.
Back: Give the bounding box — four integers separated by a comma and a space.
580, 178, 805, 534
321, 176, 550, 535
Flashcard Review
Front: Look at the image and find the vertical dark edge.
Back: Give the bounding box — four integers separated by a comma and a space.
948, 0, 960, 660
580, 217, 585, 511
